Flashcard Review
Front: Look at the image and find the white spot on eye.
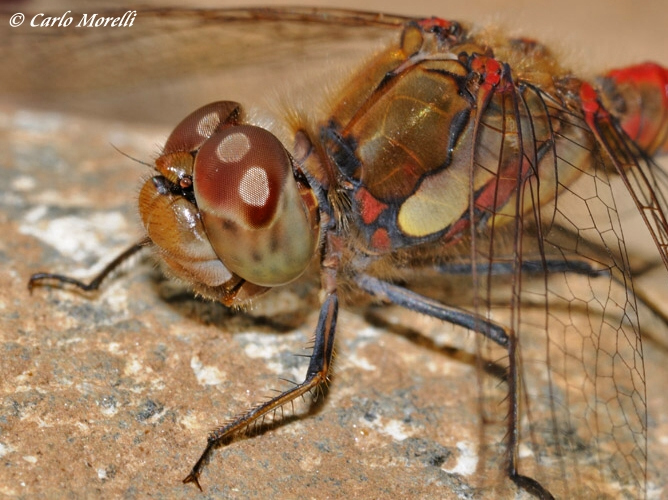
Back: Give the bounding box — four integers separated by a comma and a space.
216, 132, 251, 163
196, 112, 220, 139
239, 166, 270, 207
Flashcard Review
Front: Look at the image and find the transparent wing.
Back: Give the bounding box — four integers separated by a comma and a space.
586, 106, 668, 270
0, 6, 408, 123
467, 80, 650, 496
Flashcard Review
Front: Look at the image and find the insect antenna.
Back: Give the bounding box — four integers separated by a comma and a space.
109, 143, 153, 168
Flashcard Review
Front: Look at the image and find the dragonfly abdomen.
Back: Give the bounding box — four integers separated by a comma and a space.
599, 62, 668, 156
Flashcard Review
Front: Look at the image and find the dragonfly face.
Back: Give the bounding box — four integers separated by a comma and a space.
139, 101, 320, 304
6, 5, 668, 499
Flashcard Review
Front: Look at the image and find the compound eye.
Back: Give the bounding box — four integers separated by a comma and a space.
194, 126, 287, 229
155, 102, 241, 185
193, 125, 319, 287
163, 101, 240, 155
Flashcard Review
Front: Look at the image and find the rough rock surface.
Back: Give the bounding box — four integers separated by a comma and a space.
1, 1, 667, 498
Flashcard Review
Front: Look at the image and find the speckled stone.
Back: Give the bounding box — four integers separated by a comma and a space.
1, 2, 667, 499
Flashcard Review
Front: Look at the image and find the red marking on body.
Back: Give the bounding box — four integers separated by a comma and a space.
606, 62, 668, 154
475, 172, 522, 212
606, 62, 668, 100
579, 82, 605, 116
355, 187, 388, 225
417, 17, 453, 30
441, 156, 532, 246
471, 56, 504, 89
442, 217, 470, 245
370, 228, 391, 252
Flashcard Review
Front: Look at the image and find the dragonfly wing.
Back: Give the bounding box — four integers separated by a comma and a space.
584, 101, 668, 271
480, 80, 647, 497
0, 7, 408, 123
402, 77, 651, 496
372, 69, 651, 496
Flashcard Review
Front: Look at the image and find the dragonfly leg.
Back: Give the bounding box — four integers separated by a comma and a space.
27, 237, 152, 292
505, 324, 557, 500
182, 292, 339, 490
509, 474, 556, 500
435, 258, 606, 277
355, 273, 561, 499
355, 273, 509, 347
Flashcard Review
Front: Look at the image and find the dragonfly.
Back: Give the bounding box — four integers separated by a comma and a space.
5, 5, 668, 499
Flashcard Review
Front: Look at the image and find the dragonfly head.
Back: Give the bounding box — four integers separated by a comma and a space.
139, 102, 320, 305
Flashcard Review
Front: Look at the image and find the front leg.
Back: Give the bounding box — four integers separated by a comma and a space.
183, 292, 338, 490
183, 225, 342, 490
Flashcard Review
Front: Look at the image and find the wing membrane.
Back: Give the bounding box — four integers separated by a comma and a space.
587, 110, 668, 270
465, 79, 648, 496
0, 7, 407, 123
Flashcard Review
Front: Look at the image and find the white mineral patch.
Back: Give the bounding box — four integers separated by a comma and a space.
190, 355, 225, 385
518, 443, 535, 459
239, 332, 306, 378
242, 336, 278, 359
107, 342, 122, 355
179, 412, 200, 431
14, 110, 64, 133
98, 398, 118, 417
124, 356, 144, 376
19, 211, 129, 262
150, 379, 165, 391
354, 326, 383, 341
361, 415, 413, 442
347, 352, 376, 372
104, 281, 129, 314
75, 422, 89, 432
382, 419, 410, 441
145, 407, 167, 424
11, 175, 36, 191
443, 441, 478, 476
23, 205, 48, 224
75, 382, 95, 396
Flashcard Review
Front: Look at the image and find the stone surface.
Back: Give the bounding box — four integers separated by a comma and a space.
1, 1, 667, 499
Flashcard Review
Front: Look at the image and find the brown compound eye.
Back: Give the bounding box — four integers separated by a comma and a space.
193, 125, 320, 287
163, 101, 241, 155
155, 101, 241, 184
